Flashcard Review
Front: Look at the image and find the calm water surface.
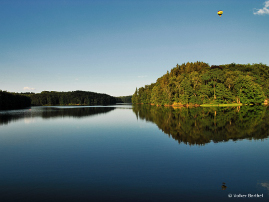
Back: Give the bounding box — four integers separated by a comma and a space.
0, 104, 268, 201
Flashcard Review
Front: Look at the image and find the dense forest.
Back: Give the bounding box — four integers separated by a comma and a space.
21, 91, 117, 106
132, 104, 269, 146
0, 90, 132, 110
132, 62, 269, 106
0, 90, 31, 110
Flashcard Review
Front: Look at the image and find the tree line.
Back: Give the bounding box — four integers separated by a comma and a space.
132, 62, 269, 105
23, 90, 117, 106
1, 90, 132, 110
0, 90, 31, 110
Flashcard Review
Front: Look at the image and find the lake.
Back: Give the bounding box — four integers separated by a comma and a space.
0, 104, 268, 201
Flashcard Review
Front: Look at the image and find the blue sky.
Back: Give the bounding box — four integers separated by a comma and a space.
0, 0, 268, 96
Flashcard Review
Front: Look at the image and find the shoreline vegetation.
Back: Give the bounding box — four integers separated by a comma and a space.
1, 62, 269, 110
0, 91, 31, 110
0, 90, 132, 110
135, 102, 268, 108
132, 62, 269, 107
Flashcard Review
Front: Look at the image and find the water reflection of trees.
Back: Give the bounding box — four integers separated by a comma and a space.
132, 105, 269, 145
40, 107, 115, 119
0, 107, 116, 126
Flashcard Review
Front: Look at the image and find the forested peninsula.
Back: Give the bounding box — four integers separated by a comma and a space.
132, 62, 269, 106
0, 90, 131, 110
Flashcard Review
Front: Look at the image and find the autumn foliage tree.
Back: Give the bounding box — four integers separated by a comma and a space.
132, 62, 268, 106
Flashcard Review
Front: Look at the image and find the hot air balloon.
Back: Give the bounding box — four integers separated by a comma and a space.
218, 10, 223, 17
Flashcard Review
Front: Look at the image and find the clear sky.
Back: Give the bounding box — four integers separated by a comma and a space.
1, 0, 268, 96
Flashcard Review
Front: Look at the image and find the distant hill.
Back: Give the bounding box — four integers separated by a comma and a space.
22, 90, 117, 106
116, 95, 132, 103
1, 90, 133, 110
132, 62, 269, 106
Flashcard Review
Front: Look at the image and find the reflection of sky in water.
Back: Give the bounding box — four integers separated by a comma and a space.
0, 106, 269, 201
24, 117, 36, 124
